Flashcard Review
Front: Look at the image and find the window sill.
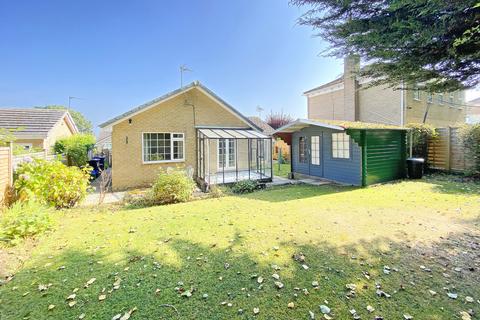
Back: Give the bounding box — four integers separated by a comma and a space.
143, 159, 185, 164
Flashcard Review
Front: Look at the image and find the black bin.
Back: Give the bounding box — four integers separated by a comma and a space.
407, 158, 424, 179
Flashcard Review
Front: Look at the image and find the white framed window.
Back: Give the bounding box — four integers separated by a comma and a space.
142, 132, 184, 163
311, 136, 320, 165
332, 133, 350, 159
438, 93, 444, 105
299, 136, 306, 163
449, 92, 455, 104
218, 138, 235, 169
427, 93, 433, 103
413, 88, 421, 100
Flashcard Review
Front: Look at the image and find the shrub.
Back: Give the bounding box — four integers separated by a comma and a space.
231, 180, 258, 194
0, 201, 51, 245
14, 159, 91, 208
208, 184, 224, 198
405, 123, 437, 162
151, 169, 195, 205
459, 124, 480, 176
54, 134, 96, 167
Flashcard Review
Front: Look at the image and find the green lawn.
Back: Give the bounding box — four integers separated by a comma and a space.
273, 162, 290, 178
1, 175, 479, 319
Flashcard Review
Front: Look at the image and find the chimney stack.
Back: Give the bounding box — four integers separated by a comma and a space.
343, 55, 360, 121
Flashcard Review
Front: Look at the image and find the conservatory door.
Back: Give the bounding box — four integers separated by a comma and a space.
218, 138, 236, 170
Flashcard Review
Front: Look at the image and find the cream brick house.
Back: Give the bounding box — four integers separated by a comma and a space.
99, 81, 272, 191
0, 108, 78, 152
305, 57, 466, 127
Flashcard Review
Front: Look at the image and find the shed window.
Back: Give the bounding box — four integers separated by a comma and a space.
332, 133, 350, 159
143, 132, 184, 163
299, 137, 306, 163
311, 136, 320, 165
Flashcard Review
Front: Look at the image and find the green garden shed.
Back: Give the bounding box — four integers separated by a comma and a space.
274, 119, 409, 186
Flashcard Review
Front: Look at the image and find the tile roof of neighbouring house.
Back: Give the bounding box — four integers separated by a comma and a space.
0, 108, 72, 139
247, 116, 275, 135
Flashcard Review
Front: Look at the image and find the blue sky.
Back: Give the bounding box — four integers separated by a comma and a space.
0, 1, 346, 131
3, 1, 478, 132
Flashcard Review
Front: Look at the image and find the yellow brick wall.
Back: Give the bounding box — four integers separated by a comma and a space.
405, 91, 466, 127
13, 139, 45, 149
44, 117, 76, 152
358, 84, 402, 125
111, 88, 250, 190
307, 90, 345, 120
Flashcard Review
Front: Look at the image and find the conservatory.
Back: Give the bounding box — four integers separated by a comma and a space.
196, 128, 272, 191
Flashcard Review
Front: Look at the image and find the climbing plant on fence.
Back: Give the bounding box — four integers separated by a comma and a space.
405, 123, 437, 163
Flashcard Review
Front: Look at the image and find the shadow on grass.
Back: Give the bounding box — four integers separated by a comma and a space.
1, 231, 479, 320
238, 184, 357, 203
424, 173, 480, 195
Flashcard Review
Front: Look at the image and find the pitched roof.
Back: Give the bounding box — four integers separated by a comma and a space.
99, 81, 261, 131
303, 77, 343, 95
274, 118, 407, 134
0, 108, 76, 139
468, 97, 480, 106
247, 116, 275, 135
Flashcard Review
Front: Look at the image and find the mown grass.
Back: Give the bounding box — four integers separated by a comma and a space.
0, 175, 479, 319
273, 162, 290, 178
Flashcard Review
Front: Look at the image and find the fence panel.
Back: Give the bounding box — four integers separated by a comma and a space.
0, 145, 13, 207
427, 127, 474, 172
12, 151, 63, 169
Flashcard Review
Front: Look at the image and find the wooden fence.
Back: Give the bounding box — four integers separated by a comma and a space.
12, 151, 62, 169
0, 144, 13, 207
428, 127, 474, 172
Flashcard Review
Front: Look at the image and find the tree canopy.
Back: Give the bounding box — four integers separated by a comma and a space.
292, 0, 479, 92
37, 105, 93, 134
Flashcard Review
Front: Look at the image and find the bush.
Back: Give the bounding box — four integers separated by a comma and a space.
459, 124, 480, 176
14, 159, 91, 208
405, 123, 437, 162
0, 201, 51, 245
151, 169, 195, 205
231, 180, 258, 194
54, 134, 96, 167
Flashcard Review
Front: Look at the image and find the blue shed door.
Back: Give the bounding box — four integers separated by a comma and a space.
309, 134, 323, 177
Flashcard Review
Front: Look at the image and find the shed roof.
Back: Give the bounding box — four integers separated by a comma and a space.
274, 119, 407, 134
0, 108, 77, 139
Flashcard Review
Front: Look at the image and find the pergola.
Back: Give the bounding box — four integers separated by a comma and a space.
196, 128, 272, 191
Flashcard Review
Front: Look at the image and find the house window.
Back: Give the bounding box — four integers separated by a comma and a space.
299, 137, 306, 163
142, 132, 184, 163
311, 136, 320, 165
332, 133, 350, 159
218, 138, 235, 169
413, 88, 420, 100
427, 93, 433, 103
438, 93, 444, 105
449, 92, 455, 104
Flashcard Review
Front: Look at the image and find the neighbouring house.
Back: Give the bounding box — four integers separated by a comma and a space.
275, 119, 408, 186
467, 97, 480, 124
95, 128, 112, 151
305, 56, 466, 127
247, 116, 290, 161
0, 108, 78, 152
99, 81, 272, 191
